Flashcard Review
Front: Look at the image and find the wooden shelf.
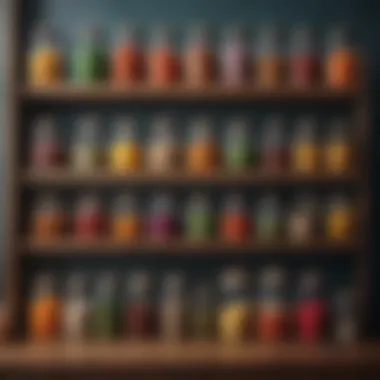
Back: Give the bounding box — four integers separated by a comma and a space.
19, 84, 360, 102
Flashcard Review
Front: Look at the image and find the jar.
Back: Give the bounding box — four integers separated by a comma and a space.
159, 272, 186, 341
256, 194, 281, 241
28, 273, 61, 342
325, 27, 360, 89
73, 194, 105, 240
184, 193, 213, 240
148, 27, 179, 86
218, 268, 249, 343
325, 195, 353, 240
323, 118, 351, 173
62, 273, 89, 342
27, 24, 63, 85
220, 194, 250, 242
287, 193, 317, 242
224, 118, 252, 170
108, 117, 142, 173
30, 194, 64, 241
257, 267, 287, 342
90, 272, 118, 340
72, 26, 108, 83
289, 26, 320, 87
295, 270, 326, 343
183, 25, 214, 86
111, 25, 143, 85
261, 116, 288, 171
291, 117, 319, 173
30, 116, 63, 168
124, 271, 154, 339
186, 118, 218, 173
256, 26, 284, 87
146, 116, 177, 172
147, 194, 177, 240
110, 194, 140, 241
220, 27, 249, 86
70, 115, 102, 171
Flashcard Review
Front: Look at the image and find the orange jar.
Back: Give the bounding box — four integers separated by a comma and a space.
257, 308, 287, 342
325, 196, 353, 240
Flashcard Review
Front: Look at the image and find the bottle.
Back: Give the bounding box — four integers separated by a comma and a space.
291, 117, 319, 173
30, 116, 62, 168
62, 273, 89, 341
218, 268, 249, 343
108, 117, 142, 173
27, 23, 63, 85
146, 116, 177, 172
325, 195, 352, 240
111, 25, 143, 85
72, 26, 108, 83
256, 194, 281, 241
28, 273, 61, 342
70, 115, 102, 171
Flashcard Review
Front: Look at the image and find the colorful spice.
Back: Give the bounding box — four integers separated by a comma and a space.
325, 195, 352, 240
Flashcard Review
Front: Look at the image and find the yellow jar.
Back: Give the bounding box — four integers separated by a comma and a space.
325, 196, 353, 240
218, 302, 249, 342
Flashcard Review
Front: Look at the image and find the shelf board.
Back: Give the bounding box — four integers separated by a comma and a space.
21, 169, 358, 188
19, 84, 359, 102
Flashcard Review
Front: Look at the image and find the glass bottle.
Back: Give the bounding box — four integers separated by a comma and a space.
218, 268, 249, 343
146, 116, 177, 172
27, 23, 63, 85
291, 117, 319, 173
257, 267, 287, 342
159, 272, 186, 342
256, 194, 281, 241
325, 195, 353, 240
108, 117, 142, 173
62, 273, 89, 341
72, 26, 108, 83
28, 273, 61, 342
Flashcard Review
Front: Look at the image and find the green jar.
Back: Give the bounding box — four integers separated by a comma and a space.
185, 194, 213, 240
256, 195, 281, 241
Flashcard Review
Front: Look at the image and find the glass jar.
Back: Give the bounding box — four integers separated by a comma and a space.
325, 195, 353, 240
108, 117, 142, 173
27, 23, 63, 85
256, 194, 281, 241
28, 273, 61, 342
218, 268, 249, 343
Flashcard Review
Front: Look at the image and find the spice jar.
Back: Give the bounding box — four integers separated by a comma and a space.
289, 26, 319, 87
91, 272, 118, 340
256, 194, 282, 241
291, 117, 319, 173
183, 25, 214, 86
295, 270, 326, 343
72, 26, 107, 83
220, 194, 250, 242
124, 271, 154, 339
323, 118, 351, 173
108, 117, 142, 173
224, 118, 252, 170
184, 193, 213, 240
30, 194, 64, 241
256, 25, 283, 87
257, 267, 287, 342
111, 25, 143, 85
27, 24, 63, 86
325, 195, 353, 240
186, 118, 218, 173
62, 273, 89, 342
148, 26, 179, 86
30, 117, 63, 168
70, 115, 102, 171
146, 116, 177, 172
325, 27, 360, 89
28, 273, 61, 342
73, 194, 104, 240
220, 27, 249, 86
218, 268, 249, 343
110, 194, 140, 241
159, 272, 186, 341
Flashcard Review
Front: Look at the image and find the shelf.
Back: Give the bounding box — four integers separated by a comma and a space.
21, 169, 358, 188
19, 84, 360, 102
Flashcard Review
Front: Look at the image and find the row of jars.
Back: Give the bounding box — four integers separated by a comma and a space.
30, 192, 353, 242
28, 24, 360, 89
28, 268, 357, 343
30, 116, 352, 174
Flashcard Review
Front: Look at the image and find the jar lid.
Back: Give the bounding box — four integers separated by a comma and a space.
262, 115, 285, 147
33, 193, 61, 212
298, 269, 322, 293
188, 117, 213, 141
74, 115, 100, 142
150, 194, 175, 214
127, 271, 151, 296
293, 116, 318, 142
112, 117, 138, 141
257, 194, 280, 212
150, 25, 172, 47
223, 193, 245, 212
289, 25, 315, 54
187, 24, 210, 46
225, 118, 249, 141
33, 272, 56, 295
186, 193, 211, 212
32, 116, 58, 140
259, 266, 286, 289
112, 194, 137, 213
66, 273, 87, 296
161, 272, 185, 296
97, 272, 117, 295
219, 267, 248, 292
149, 116, 175, 142
76, 193, 102, 212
